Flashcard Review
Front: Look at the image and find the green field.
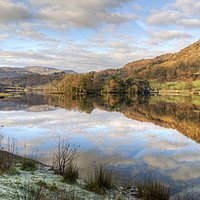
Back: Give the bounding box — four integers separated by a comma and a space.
193, 80, 200, 90
149, 80, 200, 91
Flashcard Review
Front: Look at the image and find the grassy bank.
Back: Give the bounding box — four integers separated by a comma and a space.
0, 147, 138, 200
0, 163, 110, 200
0, 151, 122, 200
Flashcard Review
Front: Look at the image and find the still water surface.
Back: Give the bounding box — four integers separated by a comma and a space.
0, 93, 200, 198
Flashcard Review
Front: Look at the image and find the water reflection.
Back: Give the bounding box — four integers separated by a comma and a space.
0, 93, 200, 197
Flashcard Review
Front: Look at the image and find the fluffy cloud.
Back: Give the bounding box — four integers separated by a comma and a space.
16, 23, 45, 39
173, 0, 200, 16
15, 23, 61, 42
29, 0, 130, 8
146, 0, 200, 29
0, 50, 52, 60
178, 19, 200, 28
148, 30, 191, 42
0, 0, 33, 23
30, 0, 137, 28
146, 10, 181, 26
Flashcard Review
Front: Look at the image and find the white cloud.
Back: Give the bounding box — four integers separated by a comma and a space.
148, 30, 191, 42
146, 10, 181, 26
173, 0, 200, 16
16, 23, 45, 39
146, 0, 200, 30
155, 30, 191, 40
178, 19, 200, 29
0, 0, 33, 23
30, 0, 137, 28
0, 50, 52, 61
15, 23, 61, 42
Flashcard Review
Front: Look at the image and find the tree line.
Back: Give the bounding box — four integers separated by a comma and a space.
49, 73, 150, 95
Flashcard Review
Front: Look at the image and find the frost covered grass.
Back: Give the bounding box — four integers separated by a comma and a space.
0, 136, 137, 199
0, 163, 130, 200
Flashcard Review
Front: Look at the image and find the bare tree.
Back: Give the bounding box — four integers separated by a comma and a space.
52, 135, 79, 174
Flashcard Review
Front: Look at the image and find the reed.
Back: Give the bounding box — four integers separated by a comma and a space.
84, 163, 116, 195
135, 175, 171, 200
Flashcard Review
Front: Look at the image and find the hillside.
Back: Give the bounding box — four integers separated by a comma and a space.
1, 40, 200, 93
94, 40, 200, 83
0, 67, 34, 79
0, 73, 65, 89
0, 66, 77, 79
44, 40, 200, 95
24, 66, 77, 75
0, 66, 77, 91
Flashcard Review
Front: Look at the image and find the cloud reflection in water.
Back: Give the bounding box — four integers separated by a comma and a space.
0, 106, 200, 193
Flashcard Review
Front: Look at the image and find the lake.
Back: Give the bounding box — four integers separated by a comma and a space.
0, 93, 200, 198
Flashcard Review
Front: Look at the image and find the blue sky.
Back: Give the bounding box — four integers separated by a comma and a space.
0, 0, 199, 72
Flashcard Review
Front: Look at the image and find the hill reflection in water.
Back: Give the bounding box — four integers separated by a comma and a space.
0, 93, 200, 197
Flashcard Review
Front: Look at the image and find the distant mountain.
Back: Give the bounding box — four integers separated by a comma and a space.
0, 73, 66, 89
0, 66, 77, 79
0, 67, 34, 79
24, 66, 77, 75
